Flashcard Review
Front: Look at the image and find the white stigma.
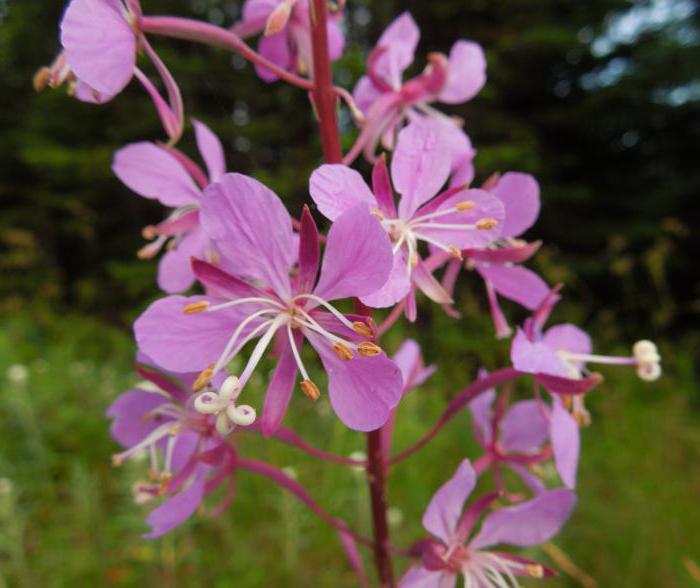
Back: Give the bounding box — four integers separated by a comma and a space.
632, 340, 662, 381
194, 375, 257, 435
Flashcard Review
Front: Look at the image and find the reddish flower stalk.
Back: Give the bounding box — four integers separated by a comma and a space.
308, 2, 393, 583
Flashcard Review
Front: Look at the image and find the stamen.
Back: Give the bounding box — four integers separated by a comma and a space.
293, 309, 359, 351
192, 365, 214, 392
526, 564, 544, 578
33, 67, 51, 92
455, 200, 476, 211
370, 207, 385, 220
358, 342, 383, 357
142, 225, 158, 240
206, 297, 286, 313
292, 293, 355, 330
287, 324, 311, 382
137, 235, 167, 259
333, 342, 354, 361
238, 315, 288, 385
476, 218, 499, 230
183, 300, 210, 314
352, 320, 374, 338
300, 379, 320, 401
448, 245, 463, 260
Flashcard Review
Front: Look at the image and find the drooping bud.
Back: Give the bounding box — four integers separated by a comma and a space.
358, 342, 382, 357
183, 300, 210, 314
192, 365, 214, 392
333, 342, 354, 361
300, 379, 320, 401
476, 218, 499, 230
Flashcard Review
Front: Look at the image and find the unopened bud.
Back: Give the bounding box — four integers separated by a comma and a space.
333, 342, 354, 361
455, 200, 476, 211
300, 379, 320, 401
476, 218, 499, 230
358, 342, 382, 357
183, 300, 210, 314
352, 321, 374, 339
192, 365, 214, 392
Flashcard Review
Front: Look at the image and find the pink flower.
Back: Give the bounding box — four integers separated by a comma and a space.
310, 121, 504, 317
350, 12, 484, 176
234, 0, 345, 82
108, 359, 240, 538
135, 173, 403, 434
112, 120, 227, 293
400, 460, 576, 587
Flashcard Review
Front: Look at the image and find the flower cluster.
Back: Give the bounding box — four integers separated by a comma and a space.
42, 0, 662, 584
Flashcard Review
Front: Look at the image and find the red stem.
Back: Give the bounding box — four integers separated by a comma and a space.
309, 0, 343, 163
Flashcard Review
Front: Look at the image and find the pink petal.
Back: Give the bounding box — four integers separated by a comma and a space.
297, 205, 321, 294
470, 489, 576, 549
438, 40, 486, 105
393, 122, 453, 219
239, 0, 277, 36
261, 334, 299, 436
60, 0, 135, 96
550, 398, 580, 489
359, 251, 411, 308
374, 12, 420, 89
107, 389, 168, 447
411, 259, 453, 304
309, 165, 378, 221
112, 142, 200, 207
477, 265, 549, 311
327, 18, 345, 62
422, 459, 476, 544
200, 173, 295, 298
314, 204, 393, 302
511, 328, 570, 378
305, 332, 402, 431
193, 120, 226, 182
372, 156, 398, 217
500, 400, 548, 452
134, 295, 248, 373
543, 323, 592, 356
72, 80, 116, 104
255, 32, 292, 82
392, 339, 435, 392
399, 565, 454, 588
157, 228, 208, 294
469, 382, 495, 447
353, 75, 384, 114
144, 470, 206, 539
491, 172, 540, 238
191, 258, 269, 300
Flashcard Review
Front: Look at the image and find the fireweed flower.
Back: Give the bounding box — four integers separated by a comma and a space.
470, 374, 580, 490
310, 121, 504, 318
107, 360, 242, 538
233, 0, 345, 82
511, 289, 662, 398
350, 11, 485, 180
400, 460, 576, 588
112, 120, 227, 293
135, 173, 403, 434
35, 0, 182, 138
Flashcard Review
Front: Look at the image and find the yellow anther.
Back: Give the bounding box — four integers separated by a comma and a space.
300, 379, 320, 401
370, 207, 385, 221
448, 245, 463, 260
358, 342, 382, 357
476, 218, 499, 230
333, 342, 354, 361
192, 365, 214, 392
526, 564, 544, 578
409, 252, 419, 267
183, 300, 210, 314
352, 321, 374, 338
455, 200, 476, 211
33, 67, 51, 92
142, 225, 157, 239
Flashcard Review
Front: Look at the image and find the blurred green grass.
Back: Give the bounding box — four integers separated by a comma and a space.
0, 311, 698, 587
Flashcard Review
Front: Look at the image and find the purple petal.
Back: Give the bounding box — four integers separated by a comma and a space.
193, 120, 226, 182
359, 251, 411, 308
327, 18, 345, 62
550, 399, 580, 489
543, 323, 592, 356
200, 173, 295, 298
190, 258, 268, 300
469, 386, 495, 447
112, 142, 201, 207
399, 565, 454, 588
393, 122, 452, 219
508, 464, 548, 495
353, 75, 384, 114
412, 259, 453, 304
157, 228, 208, 294
107, 389, 168, 448
144, 470, 206, 539
422, 459, 476, 544
134, 295, 247, 373
309, 165, 378, 221
60, 0, 135, 96
305, 332, 402, 432
500, 400, 549, 452
255, 32, 292, 82
314, 204, 393, 302
438, 40, 486, 105
374, 12, 420, 89
261, 334, 299, 436
372, 156, 398, 217
491, 172, 540, 238
240, 0, 276, 34
72, 80, 116, 104
477, 265, 549, 311
511, 329, 570, 378
297, 206, 321, 294
170, 430, 201, 474
392, 339, 435, 392
470, 489, 576, 549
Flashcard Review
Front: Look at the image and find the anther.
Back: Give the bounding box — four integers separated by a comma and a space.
192, 365, 214, 392
476, 218, 499, 230
358, 342, 382, 357
370, 207, 385, 220
352, 321, 374, 339
448, 245, 463, 260
455, 200, 476, 211
33, 67, 51, 92
525, 564, 544, 578
300, 379, 320, 401
183, 300, 210, 314
142, 225, 158, 239
333, 342, 354, 361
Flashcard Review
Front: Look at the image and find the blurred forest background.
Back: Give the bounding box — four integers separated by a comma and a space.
1, 0, 699, 586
